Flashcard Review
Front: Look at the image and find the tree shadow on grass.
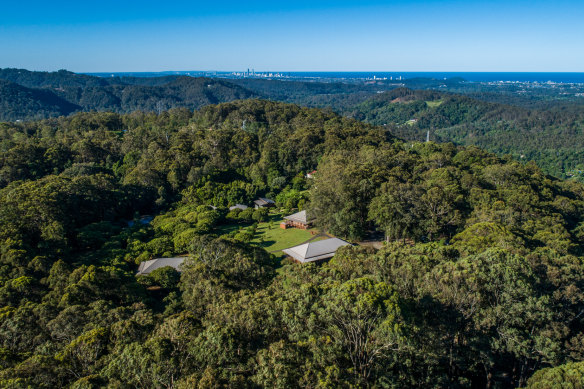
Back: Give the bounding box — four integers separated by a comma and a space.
257, 239, 277, 248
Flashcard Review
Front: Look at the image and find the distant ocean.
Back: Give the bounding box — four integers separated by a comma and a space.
287, 72, 584, 83
87, 71, 584, 83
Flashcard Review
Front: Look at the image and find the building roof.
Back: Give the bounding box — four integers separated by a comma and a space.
284, 210, 314, 225
229, 204, 248, 211
282, 238, 351, 263
136, 257, 187, 275
254, 197, 275, 206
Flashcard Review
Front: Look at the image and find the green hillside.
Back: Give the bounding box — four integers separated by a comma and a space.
0, 101, 583, 387
351, 87, 584, 180
0, 79, 80, 121
0, 69, 258, 120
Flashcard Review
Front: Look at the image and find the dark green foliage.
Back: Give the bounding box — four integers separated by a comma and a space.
0, 100, 583, 388
148, 267, 181, 290
6, 67, 584, 189
0, 69, 256, 121
0, 79, 79, 121
352, 87, 584, 182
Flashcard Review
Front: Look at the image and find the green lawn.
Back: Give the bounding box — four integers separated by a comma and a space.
213, 222, 252, 235
251, 217, 316, 252
213, 211, 320, 254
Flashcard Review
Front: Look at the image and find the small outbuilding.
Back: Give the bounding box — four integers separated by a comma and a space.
282, 210, 314, 229
229, 204, 249, 211
254, 197, 275, 208
136, 257, 187, 275
282, 238, 351, 263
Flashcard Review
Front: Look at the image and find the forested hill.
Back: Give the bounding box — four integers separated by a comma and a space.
1, 100, 584, 387
0, 68, 110, 88
228, 77, 393, 110
5, 69, 584, 183
0, 69, 257, 121
0, 68, 401, 121
350, 87, 584, 180
0, 79, 80, 120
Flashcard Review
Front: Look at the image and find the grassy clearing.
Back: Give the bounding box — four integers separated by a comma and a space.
213, 222, 251, 235
251, 216, 317, 252
213, 211, 320, 253
426, 100, 443, 108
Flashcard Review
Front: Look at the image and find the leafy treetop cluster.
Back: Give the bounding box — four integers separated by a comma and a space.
351, 87, 584, 181
0, 101, 583, 387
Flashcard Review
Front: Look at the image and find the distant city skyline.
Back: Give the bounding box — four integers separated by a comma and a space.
1, 0, 583, 72
84, 70, 584, 84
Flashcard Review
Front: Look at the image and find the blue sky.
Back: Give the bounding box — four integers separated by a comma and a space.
1, 0, 583, 72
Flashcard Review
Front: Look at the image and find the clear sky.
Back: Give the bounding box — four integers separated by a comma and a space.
1, 0, 583, 72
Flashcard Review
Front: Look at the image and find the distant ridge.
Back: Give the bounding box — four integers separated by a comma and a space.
0, 79, 80, 121
0, 68, 109, 88
0, 68, 258, 121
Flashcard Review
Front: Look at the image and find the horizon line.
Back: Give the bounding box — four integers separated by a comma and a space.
81, 70, 584, 74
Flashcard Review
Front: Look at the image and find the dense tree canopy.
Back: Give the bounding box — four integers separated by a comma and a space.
0, 100, 582, 387
351, 87, 584, 182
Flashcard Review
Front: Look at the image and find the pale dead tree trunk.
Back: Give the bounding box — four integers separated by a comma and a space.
331, 310, 400, 386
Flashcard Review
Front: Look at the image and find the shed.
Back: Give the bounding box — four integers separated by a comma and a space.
282, 238, 351, 263
254, 197, 275, 208
136, 257, 187, 275
283, 210, 315, 229
229, 204, 248, 211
